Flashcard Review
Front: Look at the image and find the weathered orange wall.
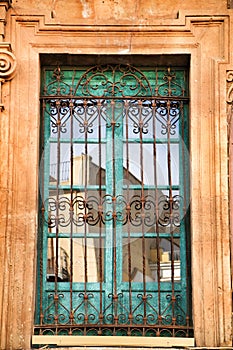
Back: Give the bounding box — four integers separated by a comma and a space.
11, 0, 227, 23
0, 0, 232, 349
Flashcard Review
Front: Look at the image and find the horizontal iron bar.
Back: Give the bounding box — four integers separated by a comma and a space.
40, 96, 190, 101
34, 323, 192, 330
47, 184, 180, 190
43, 281, 184, 291
49, 138, 181, 144
47, 232, 181, 238
49, 138, 107, 143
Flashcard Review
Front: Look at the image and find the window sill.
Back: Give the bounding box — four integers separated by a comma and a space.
32, 335, 195, 348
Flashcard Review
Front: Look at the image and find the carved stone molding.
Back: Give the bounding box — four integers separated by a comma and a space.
0, 42, 16, 110
227, 70, 233, 103
0, 0, 12, 39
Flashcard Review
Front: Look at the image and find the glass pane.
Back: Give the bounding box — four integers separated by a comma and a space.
156, 143, 179, 186
49, 143, 106, 186
123, 143, 141, 184
122, 237, 180, 282
123, 143, 156, 186
73, 238, 104, 282
47, 238, 70, 282
73, 144, 106, 186
49, 143, 70, 184
46, 237, 104, 283
123, 143, 180, 187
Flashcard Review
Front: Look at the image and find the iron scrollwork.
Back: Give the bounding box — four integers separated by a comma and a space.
42, 64, 188, 99
38, 290, 190, 336
43, 193, 182, 229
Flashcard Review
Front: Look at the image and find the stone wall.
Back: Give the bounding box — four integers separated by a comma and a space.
0, 0, 232, 348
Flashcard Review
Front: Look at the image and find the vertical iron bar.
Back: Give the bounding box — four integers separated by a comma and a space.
84, 99, 88, 302
98, 99, 103, 331
39, 209, 45, 329
69, 100, 74, 325
55, 99, 61, 324
166, 99, 175, 335
111, 99, 118, 326
153, 100, 161, 327
39, 99, 46, 329
139, 100, 146, 332
125, 100, 133, 332
181, 101, 190, 334
82, 99, 89, 331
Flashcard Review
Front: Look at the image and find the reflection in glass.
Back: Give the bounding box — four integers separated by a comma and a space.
49, 143, 70, 184
123, 143, 156, 186
122, 238, 180, 282
155, 143, 180, 186
47, 238, 70, 282
47, 238, 104, 283
123, 142, 179, 187
49, 143, 106, 186
73, 238, 104, 282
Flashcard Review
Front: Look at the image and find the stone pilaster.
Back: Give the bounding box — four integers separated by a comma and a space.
226, 71, 233, 322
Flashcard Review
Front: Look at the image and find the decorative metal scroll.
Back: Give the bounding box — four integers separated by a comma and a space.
42, 64, 188, 98
34, 291, 190, 337
43, 194, 182, 229
45, 98, 182, 137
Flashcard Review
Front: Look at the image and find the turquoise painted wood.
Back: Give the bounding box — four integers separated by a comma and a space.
35, 63, 192, 338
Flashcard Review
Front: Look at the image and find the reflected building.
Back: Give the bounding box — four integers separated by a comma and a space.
47, 154, 181, 284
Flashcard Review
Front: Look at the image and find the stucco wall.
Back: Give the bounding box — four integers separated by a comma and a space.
10, 0, 227, 24
0, 0, 232, 349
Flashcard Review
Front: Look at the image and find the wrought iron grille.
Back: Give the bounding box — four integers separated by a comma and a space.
35, 63, 192, 338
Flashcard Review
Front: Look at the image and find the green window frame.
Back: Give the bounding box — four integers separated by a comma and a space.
35, 57, 192, 340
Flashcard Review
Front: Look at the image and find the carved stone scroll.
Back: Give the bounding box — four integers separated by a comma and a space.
0, 43, 16, 110
227, 70, 233, 103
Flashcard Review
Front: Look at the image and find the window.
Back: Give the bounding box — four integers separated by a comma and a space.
35, 56, 192, 339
